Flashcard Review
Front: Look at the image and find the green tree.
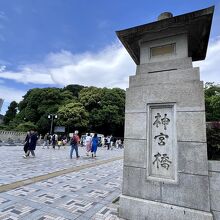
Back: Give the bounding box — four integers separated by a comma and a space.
15, 121, 37, 132
36, 114, 51, 135
3, 85, 125, 137
204, 83, 220, 160
63, 84, 85, 98
18, 87, 73, 120
204, 83, 220, 121
98, 88, 125, 136
3, 101, 18, 125
14, 87, 76, 133
60, 90, 77, 105
79, 87, 125, 136
57, 102, 89, 132
79, 87, 103, 111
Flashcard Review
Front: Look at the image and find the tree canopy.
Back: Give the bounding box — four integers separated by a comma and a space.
204, 82, 220, 121
3, 82, 219, 137
57, 102, 89, 132
3, 101, 18, 125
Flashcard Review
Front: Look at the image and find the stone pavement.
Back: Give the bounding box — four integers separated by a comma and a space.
0, 145, 124, 219
0, 145, 123, 186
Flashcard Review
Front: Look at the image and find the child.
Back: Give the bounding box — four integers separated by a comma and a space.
58, 140, 62, 149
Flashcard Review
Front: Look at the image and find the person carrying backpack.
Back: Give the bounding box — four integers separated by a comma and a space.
70, 130, 80, 159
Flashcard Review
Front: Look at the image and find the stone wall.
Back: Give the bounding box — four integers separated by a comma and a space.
209, 161, 220, 220
0, 130, 26, 144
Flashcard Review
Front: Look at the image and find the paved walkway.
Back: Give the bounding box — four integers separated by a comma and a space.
0, 145, 123, 186
0, 145, 124, 220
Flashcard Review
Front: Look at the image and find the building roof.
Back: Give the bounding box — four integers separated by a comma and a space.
116, 6, 214, 65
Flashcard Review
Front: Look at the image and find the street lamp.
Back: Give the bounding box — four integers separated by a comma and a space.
48, 114, 57, 134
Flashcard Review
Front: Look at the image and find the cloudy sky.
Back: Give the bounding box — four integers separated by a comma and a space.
0, 0, 220, 114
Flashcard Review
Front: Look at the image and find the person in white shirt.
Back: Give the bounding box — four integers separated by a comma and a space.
85, 133, 92, 156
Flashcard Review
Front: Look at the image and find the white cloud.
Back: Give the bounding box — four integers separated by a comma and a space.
0, 85, 25, 103
0, 42, 135, 88
0, 42, 136, 114
194, 36, 220, 84
0, 85, 26, 114
0, 65, 6, 72
49, 43, 135, 88
0, 36, 219, 92
0, 65, 54, 85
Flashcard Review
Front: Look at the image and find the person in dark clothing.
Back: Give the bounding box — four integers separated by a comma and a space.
23, 130, 38, 158
23, 131, 30, 155
52, 134, 56, 149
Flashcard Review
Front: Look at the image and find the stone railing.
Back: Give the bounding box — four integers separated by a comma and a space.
0, 130, 26, 145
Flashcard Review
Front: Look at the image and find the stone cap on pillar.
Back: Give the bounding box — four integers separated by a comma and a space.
116, 6, 214, 65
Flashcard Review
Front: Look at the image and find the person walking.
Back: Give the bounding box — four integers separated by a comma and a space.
42, 133, 49, 149
91, 133, 99, 158
70, 130, 80, 159
57, 135, 62, 149
52, 134, 56, 149
85, 133, 92, 156
110, 135, 115, 150
107, 136, 110, 150
62, 135, 67, 149
23, 131, 30, 156
24, 130, 38, 158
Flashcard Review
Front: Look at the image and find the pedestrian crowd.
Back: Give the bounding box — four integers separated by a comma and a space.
22, 130, 123, 159
42, 133, 68, 149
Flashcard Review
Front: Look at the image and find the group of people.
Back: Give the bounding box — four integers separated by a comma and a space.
23, 130, 38, 158
42, 133, 67, 149
69, 131, 99, 159
85, 133, 99, 157
22, 130, 122, 159
104, 136, 123, 150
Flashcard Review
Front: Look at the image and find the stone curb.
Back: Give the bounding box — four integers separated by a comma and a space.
0, 156, 123, 193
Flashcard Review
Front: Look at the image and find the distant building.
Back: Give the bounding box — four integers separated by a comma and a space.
0, 99, 3, 112
0, 99, 4, 124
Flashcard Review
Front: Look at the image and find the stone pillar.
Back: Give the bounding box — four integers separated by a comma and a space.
116, 6, 214, 220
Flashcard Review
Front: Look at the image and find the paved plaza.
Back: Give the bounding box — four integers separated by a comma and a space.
0, 145, 124, 219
